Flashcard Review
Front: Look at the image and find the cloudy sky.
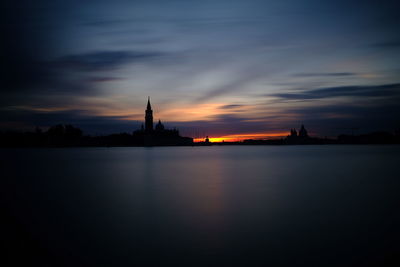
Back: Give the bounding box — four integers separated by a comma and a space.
1, 0, 400, 140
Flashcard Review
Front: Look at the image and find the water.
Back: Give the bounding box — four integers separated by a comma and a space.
2, 146, 400, 266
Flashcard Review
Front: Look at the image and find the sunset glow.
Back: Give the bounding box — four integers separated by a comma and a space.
194, 132, 289, 142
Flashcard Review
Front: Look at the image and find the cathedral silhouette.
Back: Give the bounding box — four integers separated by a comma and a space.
133, 97, 193, 146
145, 97, 154, 132
143, 97, 165, 133
141, 97, 165, 133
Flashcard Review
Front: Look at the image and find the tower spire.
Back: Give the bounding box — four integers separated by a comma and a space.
147, 96, 152, 110
145, 97, 153, 132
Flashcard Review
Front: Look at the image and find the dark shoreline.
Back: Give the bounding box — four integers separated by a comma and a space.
1, 124, 399, 147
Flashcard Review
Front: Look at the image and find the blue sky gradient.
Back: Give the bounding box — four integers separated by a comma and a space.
1, 0, 400, 138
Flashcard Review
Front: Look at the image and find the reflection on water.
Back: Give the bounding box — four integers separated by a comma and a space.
2, 146, 400, 266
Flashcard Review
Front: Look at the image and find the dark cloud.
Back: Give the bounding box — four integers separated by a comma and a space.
272, 83, 400, 100
371, 40, 400, 49
1, 49, 164, 93
87, 77, 124, 83
219, 104, 244, 109
0, 49, 165, 108
293, 72, 356, 77
80, 18, 132, 28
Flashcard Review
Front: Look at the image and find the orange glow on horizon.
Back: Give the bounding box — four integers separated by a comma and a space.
16, 102, 293, 141
193, 132, 289, 142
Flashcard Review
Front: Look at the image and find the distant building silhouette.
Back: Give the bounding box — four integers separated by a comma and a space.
145, 97, 153, 132
289, 128, 297, 138
286, 125, 311, 143
299, 124, 308, 138
155, 120, 165, 131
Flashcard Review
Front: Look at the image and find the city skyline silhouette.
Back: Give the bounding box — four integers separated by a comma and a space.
1, 97, 399, 147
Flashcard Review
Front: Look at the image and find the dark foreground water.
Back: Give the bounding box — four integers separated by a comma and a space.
1, 146, 400, 266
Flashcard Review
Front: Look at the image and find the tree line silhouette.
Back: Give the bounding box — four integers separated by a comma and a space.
0, 124, 193, 147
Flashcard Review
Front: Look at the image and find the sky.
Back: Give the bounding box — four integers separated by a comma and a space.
1, 0, 400, 140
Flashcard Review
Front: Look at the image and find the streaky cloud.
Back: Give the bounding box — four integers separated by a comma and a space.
219, 104, 244, 109
55, 50, 165, 71
371, 40, 400, 49
272, 83, 400, 100
87, 77, 124, 83
193, 69, 264, 103
293, 72, 356, 77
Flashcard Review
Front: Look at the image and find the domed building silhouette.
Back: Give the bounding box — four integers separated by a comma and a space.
286, 124, 311, 143
299, 124, 309, 138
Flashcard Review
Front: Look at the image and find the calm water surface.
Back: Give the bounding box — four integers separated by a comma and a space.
2, 146, 400, 266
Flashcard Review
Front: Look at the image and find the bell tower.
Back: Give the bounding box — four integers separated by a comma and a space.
145, 97, 153, 132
